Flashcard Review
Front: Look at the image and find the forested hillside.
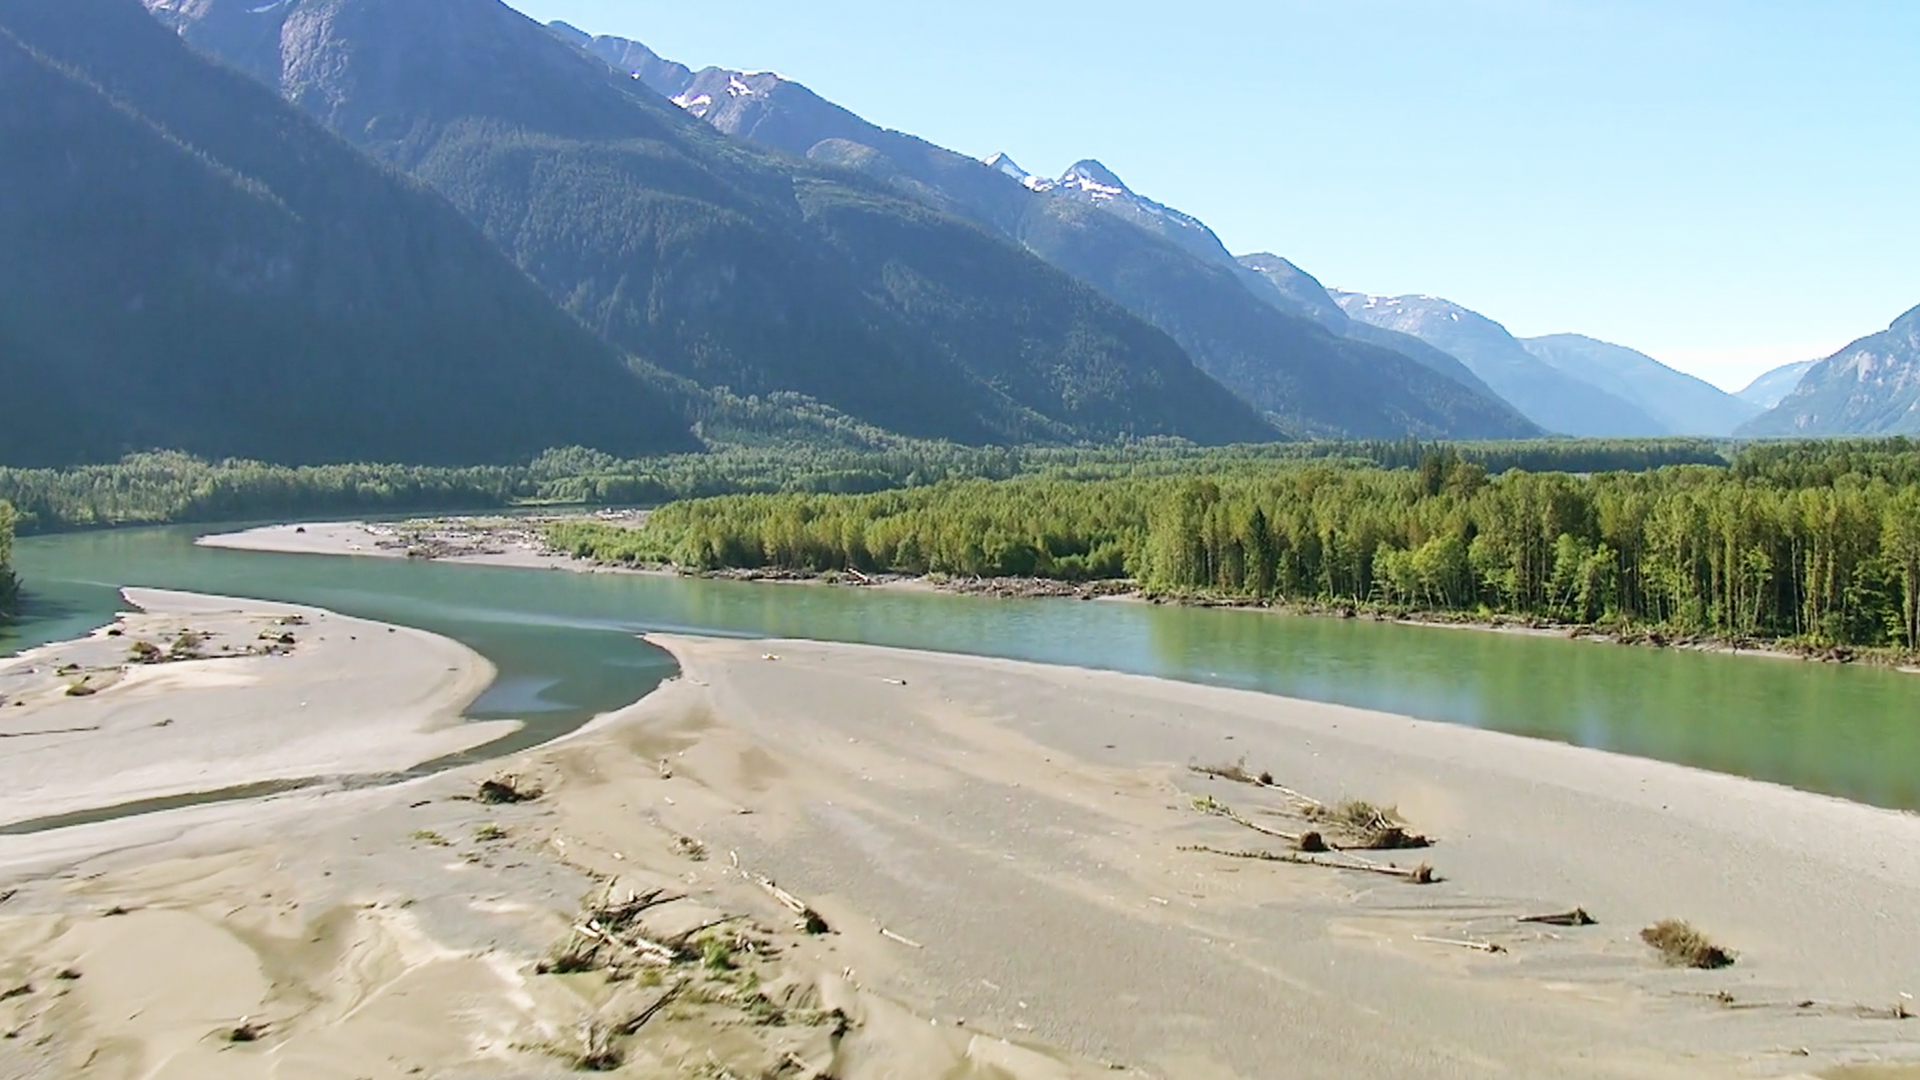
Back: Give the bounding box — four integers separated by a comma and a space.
151, 0, 1274, 447
565, 440, 1920, 650
0, 0, 694, 466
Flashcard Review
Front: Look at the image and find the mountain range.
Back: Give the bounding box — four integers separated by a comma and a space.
550, 23, 1540, 440
1330, 294, 1671, 436
3, 0, 1907, 467
551, 22, 1809, 442
1518, 334, 1761, 437
149, 0, 1288, 450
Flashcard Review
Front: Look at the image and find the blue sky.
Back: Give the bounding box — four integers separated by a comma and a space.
505, 0, 1918, 391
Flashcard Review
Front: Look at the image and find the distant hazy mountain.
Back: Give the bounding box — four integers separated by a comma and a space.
552, 27, 1538, 440
0, 0, 695, 467
975, 160, 1535, 432
1521, 335, 1760, 437
1333, 294, 1669, 437
1739, 307, 1920, 437
1737, 360, 1817, 410
151, 0, 1273, 448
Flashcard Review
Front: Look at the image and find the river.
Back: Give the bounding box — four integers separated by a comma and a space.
7, 525, 1919, 811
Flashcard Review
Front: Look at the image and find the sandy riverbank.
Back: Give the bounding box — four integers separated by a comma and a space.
197, 518, 643, 573
0, 614, 1916, 1078
0, 589, 511, 830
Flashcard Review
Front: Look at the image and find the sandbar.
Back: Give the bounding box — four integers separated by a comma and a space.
0, 618, 1914, 1078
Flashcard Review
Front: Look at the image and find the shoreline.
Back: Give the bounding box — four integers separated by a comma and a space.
200, 518, 1916, 671
1, 623, 1916, 1076
0, 587, 510, 830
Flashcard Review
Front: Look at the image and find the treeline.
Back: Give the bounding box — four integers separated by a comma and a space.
0, 439, 1733, 534
0, 446, 1024, 533
567, 440, 1920, 649
0, 500, 18, 620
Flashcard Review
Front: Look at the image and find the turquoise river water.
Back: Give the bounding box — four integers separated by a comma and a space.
6, 525, 1920, 812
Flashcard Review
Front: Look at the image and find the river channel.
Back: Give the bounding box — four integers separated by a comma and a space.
8, 525, 1919, 811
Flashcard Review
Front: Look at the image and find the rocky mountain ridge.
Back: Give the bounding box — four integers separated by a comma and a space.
547, 24, 1541, 440
1740, 308, 1920, 436
149, 0, 1277, 448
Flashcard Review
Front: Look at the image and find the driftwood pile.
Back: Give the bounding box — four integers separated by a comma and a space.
530, 874, 847, 1072
539, 885, 698, 976
477, 773, 541, 804
1185, 759, 1437, 884
1183, 759, 1764, 982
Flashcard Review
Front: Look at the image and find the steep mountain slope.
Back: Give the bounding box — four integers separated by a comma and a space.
0, 0, 694, 467
1521, 334, 1760, 437
1232, 253, 1349, 330
1737, 360, 1817, 410
549, 29, 1537, 440
151, 0, 1273, 448
1739, 307, 1920, 436
1333, 293, 1669, 437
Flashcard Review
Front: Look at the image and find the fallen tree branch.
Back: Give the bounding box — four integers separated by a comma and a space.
757, 875, 831, 934
1178, 844, 1437, 883
668, 914, 749, 949
1518, 908, 1596, 927
617, 981, 685, 1035
1414, 934, 1506, 954
1187, 761, 1323, 808
1192, 796, 1327, 851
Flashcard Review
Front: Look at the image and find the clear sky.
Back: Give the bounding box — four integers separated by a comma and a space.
504, 0, 1918, 391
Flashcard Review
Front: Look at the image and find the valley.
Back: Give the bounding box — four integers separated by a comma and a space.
2, 1, 1916, 1077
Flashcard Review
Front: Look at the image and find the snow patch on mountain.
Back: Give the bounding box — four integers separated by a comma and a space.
672, 92, 713, 117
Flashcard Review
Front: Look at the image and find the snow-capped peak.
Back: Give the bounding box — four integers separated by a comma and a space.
983, 152, 1029, 179
982, 153, 1058, 191
1059, 160, 1131, 198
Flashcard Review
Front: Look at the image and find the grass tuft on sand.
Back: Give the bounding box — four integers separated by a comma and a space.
1641, 919, 1736, 969
1305, 799, 1431, 850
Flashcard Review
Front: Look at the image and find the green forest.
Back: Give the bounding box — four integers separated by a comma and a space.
551, 439, 1920, 650
0, 440, 1726, 534
0, 499, 18, 620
